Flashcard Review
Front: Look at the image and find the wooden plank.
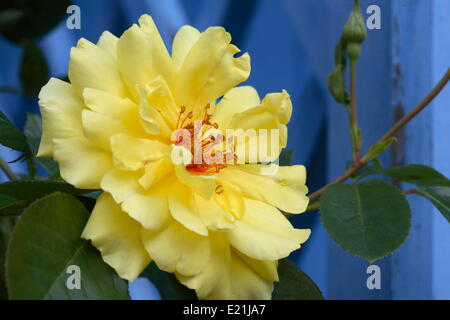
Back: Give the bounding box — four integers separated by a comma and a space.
430, 0, 450, 300
389, 0, 433, 299
323, 0, 393, 299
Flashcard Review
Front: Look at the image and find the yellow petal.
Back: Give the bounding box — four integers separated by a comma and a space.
219, 165, 309, 213
96, 31, 118, 58
194, 193, 236, 231
214, 180, 245, 219
168, 181, 208, 236
172, 146, 216, 199
174, 164, 217, 200
138, 157, 173, 190
143, 77, 179, 128
228, 90, 293, 161
117, 15, 175, 100
81, 110, 127, 150
230, 107, 278, 131
101, 168, 142, 203
138, 83, 174, 138
171, 25, 200, 71
231, 90, 291, 127
82, 88, 146, 138
235, 250, 278, 282
230, 107, 281, 162
139, 14, 175, 83
262, 90, 292, 124
211, 86, 260, 128
122, 177, 172, 231
176, 232, 231, 299
110, 133, 169, 170
177, 232, 274, 299
141, 218, 209, 276
279, 124, 288, 148
174, 27, 250, 116
101, 168, 171, 231
101, 168, 173, 230
229, 250, 273, 299
37, 78, 83, 157
227, 198, 311, 260
82, 193, 150, 281
53, 137, 113, 189
69, 38, 127, 97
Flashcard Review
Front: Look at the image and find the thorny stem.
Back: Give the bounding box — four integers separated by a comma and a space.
349, 60, 361, 161
27, 158, 36, 180
308, 68, 450, 203
0, 157, 18, 181
402, 189, 418, 195
379, 69, 450, 142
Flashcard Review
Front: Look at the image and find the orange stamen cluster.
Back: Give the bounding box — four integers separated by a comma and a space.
175, 104, 237, 176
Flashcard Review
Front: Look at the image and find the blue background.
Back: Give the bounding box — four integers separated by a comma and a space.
0, 0, 449, 299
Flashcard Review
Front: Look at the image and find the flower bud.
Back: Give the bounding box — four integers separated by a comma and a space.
342, 0, 366, 61
342, 0, 367, 45
346, 42, 362, 61
327, 65, 346, 103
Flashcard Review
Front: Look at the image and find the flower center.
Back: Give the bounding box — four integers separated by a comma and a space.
174, 104, 237, 175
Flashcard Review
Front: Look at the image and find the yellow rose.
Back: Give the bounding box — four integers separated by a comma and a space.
37, 14, 310, 299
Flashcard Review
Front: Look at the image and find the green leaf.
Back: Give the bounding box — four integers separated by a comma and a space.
0, 1, 71, 43
24, 113, 59, 175
23, 112, 42, 155
0, 111, 31, 160
6, 192, 129, 299
0, 180, 90, 216
361, 138, 396, 163
20, 41, 49, 97
354, 164, 450, 187
0, 194, 18, 210
416, 186, 450, 223
140, 263, 197, 300
382, 164, 450, 186
0, 9, 22, 31
351, 164, 380, 181
272, 259, 324, 300
320, 180, 411, 262
279, 150, 294, 166
0, 217, 14, 300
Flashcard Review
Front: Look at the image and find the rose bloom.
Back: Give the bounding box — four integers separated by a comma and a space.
37, 14, 310, 299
